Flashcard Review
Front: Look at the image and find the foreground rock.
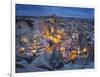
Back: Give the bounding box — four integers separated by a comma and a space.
28, 53, 53, 71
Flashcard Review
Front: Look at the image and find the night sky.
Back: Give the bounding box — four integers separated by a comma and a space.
16, 4, 94, 19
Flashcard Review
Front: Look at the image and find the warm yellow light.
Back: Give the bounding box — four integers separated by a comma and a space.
32, 50, 36, 53
69, 50, 78, 60
51, 27, 54, 33
56, 35, 61, 39
40, 22, 64, 44
78, 48, 80, 54
51, 37, 60, 43
60, 47, 65, 52
50, 36, 53, 39
83, 48, 87, 52
44, 46, 53, 54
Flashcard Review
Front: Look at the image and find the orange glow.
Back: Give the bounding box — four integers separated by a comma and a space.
69, 50, 78, 60
40, 22, 64, 44
50, 37, 61, 43
39, 21, 65, 54
60, 47, 65, 53
44, 46, 54, 54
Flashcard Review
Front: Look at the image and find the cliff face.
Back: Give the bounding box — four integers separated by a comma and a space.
16, 20, 33, 39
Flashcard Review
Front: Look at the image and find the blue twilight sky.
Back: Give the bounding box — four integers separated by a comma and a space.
16, 4, 94, 19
